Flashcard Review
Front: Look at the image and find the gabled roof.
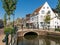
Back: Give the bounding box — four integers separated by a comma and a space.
31, 2, 58, 17
31, 2, 45, 16
34, 6, 43, 14
30, 6, 43, 17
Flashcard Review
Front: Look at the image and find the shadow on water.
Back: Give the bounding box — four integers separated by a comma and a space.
24, 32, 38, 40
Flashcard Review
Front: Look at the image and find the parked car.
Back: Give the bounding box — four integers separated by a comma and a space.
0, 19, 4, 28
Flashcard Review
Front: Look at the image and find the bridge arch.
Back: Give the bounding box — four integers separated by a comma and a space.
17, 30, 47, 37
23, 31, 39, 36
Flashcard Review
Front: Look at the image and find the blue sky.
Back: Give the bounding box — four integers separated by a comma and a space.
0, 0, 58, 20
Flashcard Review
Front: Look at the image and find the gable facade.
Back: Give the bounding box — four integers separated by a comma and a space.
29, 2, 60, 29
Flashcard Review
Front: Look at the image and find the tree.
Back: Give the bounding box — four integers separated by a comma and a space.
15, 18, 23, 29
56, 0, 60, 17
44, 13, 50, 30
2, 0, 17, 25
2, 0, 17, 45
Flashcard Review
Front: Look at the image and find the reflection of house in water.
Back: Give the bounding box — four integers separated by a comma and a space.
39, 38, 60, 45
18, 37, 39, 45
18, 36, 60, 45
39, 39, 46, 45
50, 39, 60, 45
50, 40, 56, 45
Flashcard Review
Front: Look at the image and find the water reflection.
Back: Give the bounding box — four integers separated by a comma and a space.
17, 36, 60, 45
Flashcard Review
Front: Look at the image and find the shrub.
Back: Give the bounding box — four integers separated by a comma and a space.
55, 28, 60, 31
4, 27, 14, 34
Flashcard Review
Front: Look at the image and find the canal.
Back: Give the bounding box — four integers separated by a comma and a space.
17, 32, 60, 45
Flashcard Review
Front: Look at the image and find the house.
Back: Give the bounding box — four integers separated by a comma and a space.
29, 2, 60, 29
26, 14, 32, 28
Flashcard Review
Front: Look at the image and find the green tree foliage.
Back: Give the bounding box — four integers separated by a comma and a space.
4, 27, 14, 34
56, 0, 60, 16
2, 0, 17, 15
4, 13, 7, 27
2, 0, 17, 45
44, 13, 50, 30
56, 0, 60, 10
44, 15, 50, 23
2, 0, 17, 24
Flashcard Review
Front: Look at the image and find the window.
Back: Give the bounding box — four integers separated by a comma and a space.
40, 22, 43, 24
37, 16, 38, 19
32, 18, 34, 21
40, 15, 43, 18
55, 26, 56, 28
47, 11, 50, 14
40, 22, 44, 26
47, 7, 49, 9
41, 10, 45, 14
43, 7, 45, 9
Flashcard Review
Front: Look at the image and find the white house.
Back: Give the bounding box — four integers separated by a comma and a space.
29, 2, 60, 29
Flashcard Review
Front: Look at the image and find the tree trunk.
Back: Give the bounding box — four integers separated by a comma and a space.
11, 34, 13, 45
8, 15, 10, 26
6, 34, 9, 45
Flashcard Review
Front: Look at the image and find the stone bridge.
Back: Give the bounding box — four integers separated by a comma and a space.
17, 29, 48, 37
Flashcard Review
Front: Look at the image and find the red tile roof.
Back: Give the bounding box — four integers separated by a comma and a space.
34, 6, 42, 14
30, 6, 42, 17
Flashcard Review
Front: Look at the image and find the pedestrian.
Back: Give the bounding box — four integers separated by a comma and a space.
21, 24, 23, 30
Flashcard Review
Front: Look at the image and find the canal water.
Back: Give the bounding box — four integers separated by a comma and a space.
17, 35, 60, 45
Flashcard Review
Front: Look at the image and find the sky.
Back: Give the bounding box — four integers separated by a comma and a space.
0, 0, 58, 20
